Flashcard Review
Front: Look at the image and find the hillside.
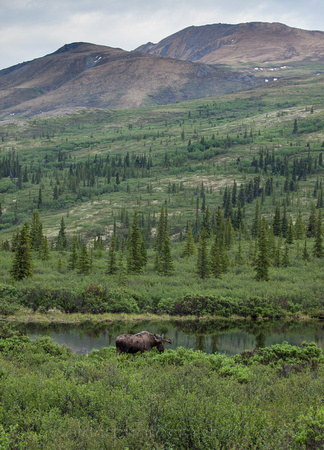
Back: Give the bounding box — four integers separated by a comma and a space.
136, 22, 324, 69
0, 42, 259, 118
0, 70, 322, 309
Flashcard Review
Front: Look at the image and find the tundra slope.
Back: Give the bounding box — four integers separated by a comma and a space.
0, 42, 258, 118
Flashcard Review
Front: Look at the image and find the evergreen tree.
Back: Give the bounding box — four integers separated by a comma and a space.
235, 239, 244, 266
154, 206, 173, 274
117, 248, 126, 285
307, 202, 317, 237
37, 188, 42, 209
127, 211, 146, 273
29, 211, 43, 251
210, 237, 222, 278
56, 217, 68, 251
77, 242, 91, 275
196, 228, 209, 279
10, 223, 33, 281
281, 204, 288, 238
282, 242, 290, 267
295, 208, 304, 240
234, 201, 244, 231
39, 236, 51, 261
251, 199, 261, 238
201, 206, 211, 237
107, 233, 118, 274
286, 216, 295, 244
272, 205, 281, 237
232, 180, 237, 206
67, 233, 78, 270
57, 256, 63, 273
159, 224, 174, 276
302, 239, 309, 262
255, 217, 270, 281
313, 210, 323, 258
273, 242, 281, 268
215, 206, 225, 243
155, 205, 165, 256
224, 217, 234, 249
181, 222, 196, 258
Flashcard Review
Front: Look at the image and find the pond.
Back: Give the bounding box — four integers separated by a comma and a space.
14, 319, 324, 355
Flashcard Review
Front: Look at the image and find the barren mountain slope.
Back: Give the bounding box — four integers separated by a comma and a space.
136, 22, 324, 66
0, 42, 259, 118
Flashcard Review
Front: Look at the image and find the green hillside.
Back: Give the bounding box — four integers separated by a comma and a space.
0, 73, 323, 318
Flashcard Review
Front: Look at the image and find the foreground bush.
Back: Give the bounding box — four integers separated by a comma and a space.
0, 326, 324, 448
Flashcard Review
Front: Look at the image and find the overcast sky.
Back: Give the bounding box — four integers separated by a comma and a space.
0, 0, 323, 70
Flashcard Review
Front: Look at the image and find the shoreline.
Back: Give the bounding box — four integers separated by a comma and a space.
1, 309, 315, 324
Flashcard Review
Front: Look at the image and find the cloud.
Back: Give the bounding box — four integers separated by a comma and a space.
0, 0, 323, 70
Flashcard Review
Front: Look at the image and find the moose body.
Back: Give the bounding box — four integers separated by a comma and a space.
116, 331, 172, 355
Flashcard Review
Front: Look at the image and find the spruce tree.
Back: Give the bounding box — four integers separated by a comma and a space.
224, 217, 234, 249
29, 211, 43, 251
77, 242, 91, 275
210, 237, 222, 278
155, 205, 165, 257
251, 200, 261, 238
117, 248, 126, 285
286, 216, 295, 244
282, 242, 290, 267
160, 224, 174, 276
235, 239, 244, 266
201, 206, 211, 237
313, 209, 323, 258
154, 206, 173, 274
281, 204, 288, 238
255, 217, 270, 281
107, 233, 118, 274
215, 206, 225, 243
127, 211, 146, 273
302, 239, 309, 262
37, 188, 42, 209
10, 223, 33, 281
274, 242, 281, 268
295, 208, 304, 240
235, 201, 244, 231
67, 233, 78, 270
307, 202, 317, 237
196, 228, 209, 279
272, 205, 281, 236
39, 236, 51, 261
56, 217, 68, 251
181, 222, 196, 258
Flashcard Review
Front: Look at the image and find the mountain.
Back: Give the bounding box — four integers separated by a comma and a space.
136, 22, 324, 67
0, 42, 259, 118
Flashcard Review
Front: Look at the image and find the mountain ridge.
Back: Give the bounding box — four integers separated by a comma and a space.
135, 22, 324, 66
1, 21, 323, 118
0, 41, 259, 118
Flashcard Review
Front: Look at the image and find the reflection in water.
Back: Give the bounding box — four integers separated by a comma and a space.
12, 319, 324, 355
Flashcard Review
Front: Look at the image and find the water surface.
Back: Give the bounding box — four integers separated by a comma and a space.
15, 319, 324, 355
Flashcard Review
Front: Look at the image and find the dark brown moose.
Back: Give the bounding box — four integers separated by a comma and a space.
116, 331, 172, 355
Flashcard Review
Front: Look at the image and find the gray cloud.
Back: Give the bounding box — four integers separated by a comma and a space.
0, 0, 323, 70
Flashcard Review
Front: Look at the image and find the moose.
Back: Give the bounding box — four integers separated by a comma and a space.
116, 331, 172, 355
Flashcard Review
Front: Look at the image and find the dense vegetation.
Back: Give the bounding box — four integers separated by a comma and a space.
0, 324, 324, 448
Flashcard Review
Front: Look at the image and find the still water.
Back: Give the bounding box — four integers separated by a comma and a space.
15, 319, 324, 355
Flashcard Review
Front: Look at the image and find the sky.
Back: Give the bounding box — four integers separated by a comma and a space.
0, 0, 323, 70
